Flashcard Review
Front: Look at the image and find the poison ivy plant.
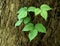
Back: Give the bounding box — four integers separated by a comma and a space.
15, 19, 23, 27
40, 4, 51, 11
17, 7, 27, 20
28, 7, 36, 12
22, 23, 34, 31
24, 17, 30, 24
40, 4, 52, 20
15, 4, 51, 41
22, 23, 46, 41
40, 10, 48, 20
35, 8, 41, 15
35, 23, 46, 33
15, 7, 28, 26
28, 29, 38, 41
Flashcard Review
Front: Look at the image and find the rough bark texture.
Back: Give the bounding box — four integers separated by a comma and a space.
0, 0, 60, 46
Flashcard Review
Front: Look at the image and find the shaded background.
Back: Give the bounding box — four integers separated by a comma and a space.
0, 0, 60, 46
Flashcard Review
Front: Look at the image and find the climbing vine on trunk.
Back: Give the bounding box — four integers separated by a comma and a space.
15, 4, 52, 41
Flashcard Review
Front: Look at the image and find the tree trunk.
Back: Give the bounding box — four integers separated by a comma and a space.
0, 0, 60, 46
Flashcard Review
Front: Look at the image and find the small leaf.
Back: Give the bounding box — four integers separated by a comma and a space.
15, 19, 23, 27
17, 7, 27, 20
28, 29, 38, 41
35, 23, 46, 33
24, 17, 30, 24
35, 8, 41, 16
40, 10, 48, 20
18, 11, 27, 20
17, 7, 27, 13
22, 23, 34, 31
40, 4, 51, 11
28, 7, 36, 12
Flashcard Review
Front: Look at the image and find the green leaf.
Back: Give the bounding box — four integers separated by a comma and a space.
28, 29, 38, 41
17, 7, 27, 13
28, 7, 36, 12
40, 10, 48, 20
24, 17, 30, 24
35, 8, 41, 16
22, 23, 34, 31
15, 19, 23, 27
17, 7, 27, 20
35, 23, 46, 33
40, 4, 51, 11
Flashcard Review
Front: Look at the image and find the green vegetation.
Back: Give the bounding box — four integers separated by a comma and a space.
15, 4, 51, 41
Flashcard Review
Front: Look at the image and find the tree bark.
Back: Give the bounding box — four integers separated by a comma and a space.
0, 0, 60, 46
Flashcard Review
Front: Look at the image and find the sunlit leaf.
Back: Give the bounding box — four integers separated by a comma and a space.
40, 10, 48, 20
24, 17, 30, 24
28, 29, 38, 41
35, 8, 41, 16
40, 4, 51, 11
17, 7, 27, 13
15, 19, 23, 27
17, 7, 27, 20
35, 23, 46, 33
22, 23, 34, 31
28, 7, 36, 12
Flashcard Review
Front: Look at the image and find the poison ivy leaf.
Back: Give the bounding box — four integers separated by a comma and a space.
35, 8, 41, 16
17, 7, 27, 13
40, 4, 51, 11
15, 19, 23, 27
28, 7, 36, 12
22, 23, 34, 31
28, 29, 38, 41
24, 17, 30, 24
40, 10, 48, 20
17, 7, 27, 20
35, 23, 46, 33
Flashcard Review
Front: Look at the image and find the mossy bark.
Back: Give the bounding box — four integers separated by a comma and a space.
0, 0, 60, 46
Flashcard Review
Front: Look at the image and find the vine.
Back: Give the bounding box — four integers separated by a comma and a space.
15, 4, 51, 41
